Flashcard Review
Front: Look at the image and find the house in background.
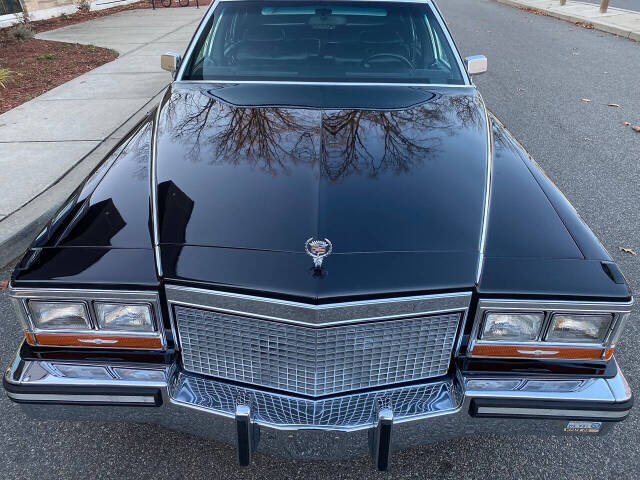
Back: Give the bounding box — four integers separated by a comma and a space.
1, 0, 140, 27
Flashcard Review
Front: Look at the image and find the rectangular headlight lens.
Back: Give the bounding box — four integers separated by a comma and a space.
481, 312, 544, 341
29, 301, 90, 331
95, 303, 154, 332
545, 314, 612, 343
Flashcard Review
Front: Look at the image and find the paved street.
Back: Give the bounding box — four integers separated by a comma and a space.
1, 0, 639, 478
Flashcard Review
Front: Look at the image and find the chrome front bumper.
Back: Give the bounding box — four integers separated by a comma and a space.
3, 346, 633, 470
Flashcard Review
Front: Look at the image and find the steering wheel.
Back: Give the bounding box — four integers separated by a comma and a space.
361, 53, 414, 69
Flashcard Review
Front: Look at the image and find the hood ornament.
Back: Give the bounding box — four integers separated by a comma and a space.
305, 238, 332, 268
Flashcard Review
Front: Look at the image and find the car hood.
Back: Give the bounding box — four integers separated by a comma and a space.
156, 84, 489, 251
154, 83, 489, 297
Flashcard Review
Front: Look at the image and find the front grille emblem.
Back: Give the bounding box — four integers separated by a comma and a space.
305, 238, 332, 268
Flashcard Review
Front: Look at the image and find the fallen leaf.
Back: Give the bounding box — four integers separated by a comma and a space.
0, 280, 8, 292
607, 103, 620, 107
517, 87, 526, 92
581, 98, 591, 102
622, 122, 631, 126
619, 247, 637, 256
633, 126, 640, 133
571, 52, 580, 56
574, 21, 594, 29
584, 137, 591, 141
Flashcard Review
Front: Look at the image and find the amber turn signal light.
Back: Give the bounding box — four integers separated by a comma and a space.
25, 332, 163, 350
470, 343, 612, 360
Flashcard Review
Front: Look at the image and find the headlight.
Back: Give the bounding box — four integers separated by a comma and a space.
95, 303, 154, 332
481, 312, 544, 341
28, 301, 90, 331
470, 299, 632, 361
10, 289, 164, 350
545, 314, 612, 343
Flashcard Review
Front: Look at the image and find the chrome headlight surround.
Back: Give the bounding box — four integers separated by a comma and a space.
9, 288, 165, 350
469, 299, 632, 360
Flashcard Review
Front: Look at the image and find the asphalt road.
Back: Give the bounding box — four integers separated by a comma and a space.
583, 0, 639, 12
1, 1, 639, 478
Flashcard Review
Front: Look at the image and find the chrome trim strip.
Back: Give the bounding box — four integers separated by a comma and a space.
6, 393, 157, 404
165, 285, 472, 326
468, 299, 634, 354
475, 299, 633, 313
177, 80, 474, 88
475, 99, 493, 285
475, 406, 629, 419
175, 0, 472, 87
8, 288, 167, 349
150, 102, 163, 278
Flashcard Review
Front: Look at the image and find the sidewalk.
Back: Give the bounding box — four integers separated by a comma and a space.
0, 7, 204, 267
496, 0, 640, 40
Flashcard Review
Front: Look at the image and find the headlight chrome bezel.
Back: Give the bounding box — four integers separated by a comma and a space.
480, 311, 545, 342
544, 313, 614, 344
28, 300, 92, 331
469, 299, 632, 360
94, 302, 155, 333
9, 288, 165, 350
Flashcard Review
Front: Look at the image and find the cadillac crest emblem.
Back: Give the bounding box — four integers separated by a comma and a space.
305, 238, 332, 268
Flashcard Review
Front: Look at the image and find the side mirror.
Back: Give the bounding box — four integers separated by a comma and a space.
464, 55, 487, 75
161, 53, 182, 74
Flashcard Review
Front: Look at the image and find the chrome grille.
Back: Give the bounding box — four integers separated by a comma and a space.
169, 371, 457, 429
175, 305, 461, 396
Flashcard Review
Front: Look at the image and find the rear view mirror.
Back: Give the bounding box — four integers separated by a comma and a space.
464, 55, 487, 75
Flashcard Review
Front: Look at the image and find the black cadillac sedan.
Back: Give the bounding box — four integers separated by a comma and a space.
3, 0, 633, 471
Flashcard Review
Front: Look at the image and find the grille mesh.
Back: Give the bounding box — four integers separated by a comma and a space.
170, 371, 454, 428
175, 306, 460, 396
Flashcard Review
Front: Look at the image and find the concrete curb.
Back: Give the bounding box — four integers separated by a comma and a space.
0, 90, 165, 269
495, 0, 639, 41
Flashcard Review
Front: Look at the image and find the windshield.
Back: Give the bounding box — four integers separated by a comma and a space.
182, 1, 465, 84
